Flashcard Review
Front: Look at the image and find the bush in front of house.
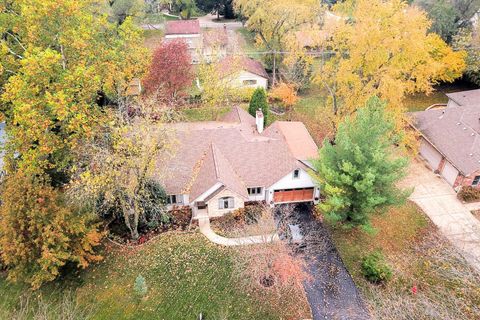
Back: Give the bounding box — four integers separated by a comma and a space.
458, 186, 480, 203
361, 251, 393, 284
248, 88, 269, 124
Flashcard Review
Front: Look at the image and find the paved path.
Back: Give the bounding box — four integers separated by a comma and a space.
197, 216, 279, 246
286, 204, 370, 320
400, 159, 480, 273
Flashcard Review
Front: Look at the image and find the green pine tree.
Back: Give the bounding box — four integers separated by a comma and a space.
248, 88, 269, 125
134, 275, 148, 300
313, 96, 410, 230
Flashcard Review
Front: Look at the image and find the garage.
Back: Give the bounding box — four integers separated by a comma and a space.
273, 188, 314, 203
441, 161, 459, 186
420, 139, 442, 171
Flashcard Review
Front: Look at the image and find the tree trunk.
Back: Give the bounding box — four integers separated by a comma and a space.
121, 199, 139, 240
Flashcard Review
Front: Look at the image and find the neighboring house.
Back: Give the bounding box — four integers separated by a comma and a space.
446, 89, 480, 108
219, 56, 269, 90
411, 89, 480, 189
159, 106, 320, 218
164, 20, 202, 64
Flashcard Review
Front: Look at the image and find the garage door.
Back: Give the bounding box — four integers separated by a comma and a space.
420, 139, 442, 171
441, 161, 459, 186
273, 188, 314, 203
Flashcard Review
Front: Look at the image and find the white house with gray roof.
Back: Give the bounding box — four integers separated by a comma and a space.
159, 106, 320, 218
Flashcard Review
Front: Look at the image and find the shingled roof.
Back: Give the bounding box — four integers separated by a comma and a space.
159, 108, 317, 201
411, 105, 480, 175
446, 89, 480, 106
219, 57, 268, 79
165, 20, 200, 35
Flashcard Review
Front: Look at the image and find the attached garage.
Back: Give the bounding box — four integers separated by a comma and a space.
441, 161, 459, 186
420, 139, 442, 171
273, 188, 314, 203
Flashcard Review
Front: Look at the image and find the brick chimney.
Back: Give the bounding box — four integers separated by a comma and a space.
256, 109, 264, 133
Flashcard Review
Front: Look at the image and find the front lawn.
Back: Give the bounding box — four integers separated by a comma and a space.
330, 202, 480, 319
0, 232, 309, 319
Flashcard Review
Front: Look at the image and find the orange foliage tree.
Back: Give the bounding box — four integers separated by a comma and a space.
270, 82, 299, 109
0, 171, 102, 289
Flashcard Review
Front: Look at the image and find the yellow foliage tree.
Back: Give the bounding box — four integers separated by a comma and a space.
315, 0, 466, 123
234, 0, 322, 82
0, 171, 103, 289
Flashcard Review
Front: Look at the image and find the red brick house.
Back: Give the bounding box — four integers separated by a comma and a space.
411, 89, 480, 190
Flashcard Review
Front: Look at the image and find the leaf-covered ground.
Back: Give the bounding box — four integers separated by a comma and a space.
331, 202, 480, 320
0, 232, 309, 319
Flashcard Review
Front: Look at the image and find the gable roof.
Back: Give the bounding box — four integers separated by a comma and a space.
446, 89, 480, 106
159, 109, 317, 198
219, 57, 268, 79
220, 105, 256, 126
411, 105, 480, 175
165, 20, 200, 35
263, 121, 318, 160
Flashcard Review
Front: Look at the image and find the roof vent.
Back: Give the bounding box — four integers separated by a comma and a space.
457, 122, 461, 125
464, 127, 467, 130
472, 133, 476, 136
470, 153, 474, 156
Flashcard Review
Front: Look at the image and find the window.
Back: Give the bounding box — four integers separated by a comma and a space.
167, 195, 182, 205
247, 187, 262, 195
293, 169, 300, 179
473, 176, 480, 186
243, 79, 257, 85
218, 197, 234, 209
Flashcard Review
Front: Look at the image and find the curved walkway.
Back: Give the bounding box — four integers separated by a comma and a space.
197, 216, 279, 246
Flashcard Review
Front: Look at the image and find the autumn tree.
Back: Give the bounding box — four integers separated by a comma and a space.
417, 0, 459, 42
313, 97, 409, 230
108, 0, 145, 25
197, 56, 240, 119
0, 0, 148, 179
143, 40, 194, 104
234, 0, 322, 83
270, 83, 298, 110
315, 0, 466, 129
69, 115, 171, 240
0, 0, 147, 286
0, 171, 102, 289
454, 24, 480, 86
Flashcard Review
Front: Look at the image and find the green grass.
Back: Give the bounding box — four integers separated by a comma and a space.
143, 29, 164, 50
141, 13, 180, 24
181, 106, 232, 122
236, 28, 257, 57
0, 232, 302, 319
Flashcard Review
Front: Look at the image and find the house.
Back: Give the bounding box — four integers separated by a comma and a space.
219, 56, 269, 90
159, 106, 320, 218
164, 20, 202, 63
446, 89, 480, 108
411, 90, 480, 189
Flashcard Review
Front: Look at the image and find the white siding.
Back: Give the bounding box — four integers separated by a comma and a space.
420, 138, 442, 171
236, 71, 268, 89
266, 168, 319, 205
441, 161, 459, 186
206, 189, 245, 218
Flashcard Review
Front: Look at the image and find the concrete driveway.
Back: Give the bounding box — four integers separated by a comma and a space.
401, 159, 480, 273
